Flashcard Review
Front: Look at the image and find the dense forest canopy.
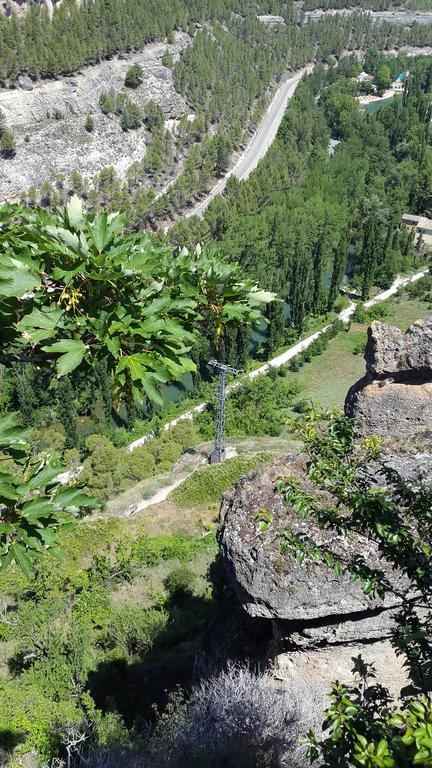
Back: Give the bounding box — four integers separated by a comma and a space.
0, 0, 432, 82
18, 11, 432, 236
170, 53, 432, 338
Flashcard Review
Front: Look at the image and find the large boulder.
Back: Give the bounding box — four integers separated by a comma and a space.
346, 317, 432, 439
217, 457, 411, 763
218, 457, 404, 629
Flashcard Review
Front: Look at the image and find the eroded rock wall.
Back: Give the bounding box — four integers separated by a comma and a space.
0, 34, 190, 200
346, 317, 432, 439
216, 316, 432, 749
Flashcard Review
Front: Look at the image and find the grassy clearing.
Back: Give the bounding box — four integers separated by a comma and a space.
280, 296, 432, 411
169, 453, 276, 507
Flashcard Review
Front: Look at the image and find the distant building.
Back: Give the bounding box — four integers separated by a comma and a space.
391, 71, 409, 91
356, 71, 374, 84
402, 213, 432, 244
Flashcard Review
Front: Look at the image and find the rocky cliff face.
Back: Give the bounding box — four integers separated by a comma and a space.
216, 317, 432, 758
0, 35, 190, 201
345, 317, 432, 441
218, 458, 409, 731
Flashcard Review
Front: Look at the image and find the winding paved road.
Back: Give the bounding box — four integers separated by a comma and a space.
185, 66, 312, 219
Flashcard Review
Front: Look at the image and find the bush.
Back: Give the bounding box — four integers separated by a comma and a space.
126, 446, 157, 482
80, 436, 129, 500
196, 378, 301, 440
125, 63, 143, 88
145, 100, 165, 132
152, 437, 183, 470
120, 99, 143, 131
85, 113, 95, 132
162, 49, 174, 68
0, 130, 16, 158
99, 605, 167, 656
99, 89, 117, 115
130, 534, 213, 568
169, 453, 275, 507
168, 421, 201, 451
163, 566, 196, 597
406, 274, 432, 302
352, 301, 391, 324
149, 663, 298, 766
111, 427, 130, 448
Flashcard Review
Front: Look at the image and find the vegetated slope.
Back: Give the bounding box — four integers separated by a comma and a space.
3, 54, 430, 487
170, 52, 432, 359
14, 12, 432, 228
0, 0, 294, 82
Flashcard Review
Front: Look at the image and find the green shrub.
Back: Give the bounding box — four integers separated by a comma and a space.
131, 534, 214, 568
85, 112, 94, 132
352, 301, 392, 324
111, 427, 130, 447
99, 88, 117, 114
80, 436, 129, 500
0, 679, 82, 757
126, 446, 157, 482
164, 566, 196, 597
124, 63, 143, 88
120, 99, 143, 131
99, 605, 167, 656
196, 378, 300, 440
169, 421, 201, 451
169, 453, 275, 507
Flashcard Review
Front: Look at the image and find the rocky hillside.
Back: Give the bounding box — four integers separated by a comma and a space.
0, 34, 190, 201
216, 316, 432, 762
0, 0, 60, 17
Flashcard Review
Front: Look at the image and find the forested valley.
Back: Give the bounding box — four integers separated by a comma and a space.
14, 8, 432, 229
0, 0, 432, 766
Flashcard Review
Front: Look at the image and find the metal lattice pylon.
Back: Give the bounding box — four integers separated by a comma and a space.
208, 360, 242, 463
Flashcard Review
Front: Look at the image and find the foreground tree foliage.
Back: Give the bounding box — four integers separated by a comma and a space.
0, 197, 272, 574
276, 410, 432, 767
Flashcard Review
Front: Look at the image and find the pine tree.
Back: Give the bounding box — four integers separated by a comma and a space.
145, 100, 164, 132
125, 63, 144, 88
85, 113, 94, 132
328, 233, 349, 310
162, 49, 174, 68
121, 99, 142, 131
312, 225, 327, 315
360, 215, 380, 300
0, 130, 16, 158
13, 367, 37, 427
57, 377, 78, 449
96, 359, 113, 425
264, 301, 285, 358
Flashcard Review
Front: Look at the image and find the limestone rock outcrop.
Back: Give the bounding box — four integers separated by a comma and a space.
365, 317, 432, 376
0, 34, 190, 201
215, 316, 432, 757
219, 456, 405, 626
217, 457, 411, 761
346, 317, 432, 439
